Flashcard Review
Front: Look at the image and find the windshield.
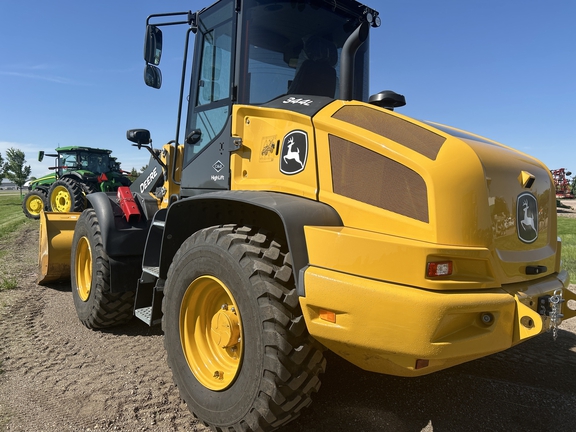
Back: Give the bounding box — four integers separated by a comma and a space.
58, 152, 79, 175
238, 0, 370, 104
58, 151, 111, 175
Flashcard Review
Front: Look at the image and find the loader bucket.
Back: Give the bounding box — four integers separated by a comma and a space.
38, 211, 81, 285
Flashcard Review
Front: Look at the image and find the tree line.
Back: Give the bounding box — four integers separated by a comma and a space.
0, 148, 31, 192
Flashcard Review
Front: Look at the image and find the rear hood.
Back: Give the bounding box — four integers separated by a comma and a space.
427, 121, 557, 283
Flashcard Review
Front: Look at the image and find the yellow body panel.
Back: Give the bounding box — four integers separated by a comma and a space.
304, 225, 497, 290
313, 101, 489, 246
231, 105, 317, 199
300, 265, 571, 376
159, 143, 183, 209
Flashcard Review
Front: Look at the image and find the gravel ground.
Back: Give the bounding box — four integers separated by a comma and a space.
1, 206, 575, 432
558, 199, 576, 218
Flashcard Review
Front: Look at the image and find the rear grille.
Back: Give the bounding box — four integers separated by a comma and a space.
329, 135, 429, 222
332, 105, 445, 160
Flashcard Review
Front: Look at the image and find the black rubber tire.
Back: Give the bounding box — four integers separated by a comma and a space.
81, 181, 100, 195
71, 209, 135, 329
22, 189, 48, 219
163, 225, 326, 432
48, 177, 85, 212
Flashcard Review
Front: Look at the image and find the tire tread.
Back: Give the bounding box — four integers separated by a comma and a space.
163, 225, 325, 432
72, 209, 134, 329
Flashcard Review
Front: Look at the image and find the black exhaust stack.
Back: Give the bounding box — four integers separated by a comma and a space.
340, 21, 369, 101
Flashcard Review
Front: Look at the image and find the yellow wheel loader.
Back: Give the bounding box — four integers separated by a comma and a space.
38, 0, 576, 430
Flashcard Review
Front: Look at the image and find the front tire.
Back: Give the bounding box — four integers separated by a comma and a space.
22, 189, 47, 219
163, 225, 325, 431
48, 178, 85, 212
71, 209, 134, 329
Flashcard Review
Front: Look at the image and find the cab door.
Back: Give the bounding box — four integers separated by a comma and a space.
180, 0, 236, 196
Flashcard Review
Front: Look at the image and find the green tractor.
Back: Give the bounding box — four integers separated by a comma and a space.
22, 146, 132, 219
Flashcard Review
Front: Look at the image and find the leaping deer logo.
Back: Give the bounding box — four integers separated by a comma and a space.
520, 199, 536, 232
283, 137, 304, 169
280, 131, 308, 175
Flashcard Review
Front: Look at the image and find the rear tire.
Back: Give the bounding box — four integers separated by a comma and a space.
71, 209, 134, 329
163, 225, 325, 431
48, 178, 85, 213
22, 189, 47, 219
81, 182, 100, 195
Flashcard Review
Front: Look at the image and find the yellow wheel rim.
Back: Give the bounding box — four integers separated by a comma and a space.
75, 236, 92, 302
180, 276, 243, 391
51, 185, 72, 212
26, 195, 44, 216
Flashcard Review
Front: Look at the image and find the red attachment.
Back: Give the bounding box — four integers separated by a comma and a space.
551, 168, 574, 199
98, 173, 109, 183
117, 186, 140, 223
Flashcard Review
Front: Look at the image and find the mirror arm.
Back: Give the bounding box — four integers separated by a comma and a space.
146, 11, 192, 27
144, 145, 167, 172
129, 141, 167, 172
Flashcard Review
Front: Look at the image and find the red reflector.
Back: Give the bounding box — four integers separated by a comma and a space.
117, 186, 141, 223
427, 261, 452, 277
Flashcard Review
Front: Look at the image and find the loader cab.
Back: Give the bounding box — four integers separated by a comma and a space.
143, 0, 378, 196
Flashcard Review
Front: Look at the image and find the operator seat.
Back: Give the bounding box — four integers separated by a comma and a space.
288, 36, 337, 98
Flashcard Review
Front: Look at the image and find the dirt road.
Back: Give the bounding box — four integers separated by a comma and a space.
1, 222, 576, 432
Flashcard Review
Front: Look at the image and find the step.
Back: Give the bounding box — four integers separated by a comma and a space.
134, 306, 152, 324
142, 266, 160, 278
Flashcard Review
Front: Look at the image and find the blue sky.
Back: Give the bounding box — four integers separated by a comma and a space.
1, 0, 574, 179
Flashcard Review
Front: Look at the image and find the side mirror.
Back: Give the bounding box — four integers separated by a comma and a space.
144, 25, 163, 65
144, 64, 162, 89
127, 129, 152, 149
38, 151, 44, 162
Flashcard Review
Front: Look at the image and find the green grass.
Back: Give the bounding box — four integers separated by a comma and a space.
557, 217, 576, 283
0, 277, 17, 292
0, 194, 34, 240
0, 195, 36, 291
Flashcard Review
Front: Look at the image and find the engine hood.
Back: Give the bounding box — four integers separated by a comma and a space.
311, 101, 558, 285
423, 121, 558, 282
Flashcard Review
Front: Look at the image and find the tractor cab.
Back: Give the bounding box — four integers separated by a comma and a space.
142, 0, 379, 196
42, 147, 114, 177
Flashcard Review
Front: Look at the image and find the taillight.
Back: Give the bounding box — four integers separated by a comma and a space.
427, 261, 453, 277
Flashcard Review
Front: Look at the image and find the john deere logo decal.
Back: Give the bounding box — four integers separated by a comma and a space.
280, 130, 308, 175
517, 192, 538, 243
